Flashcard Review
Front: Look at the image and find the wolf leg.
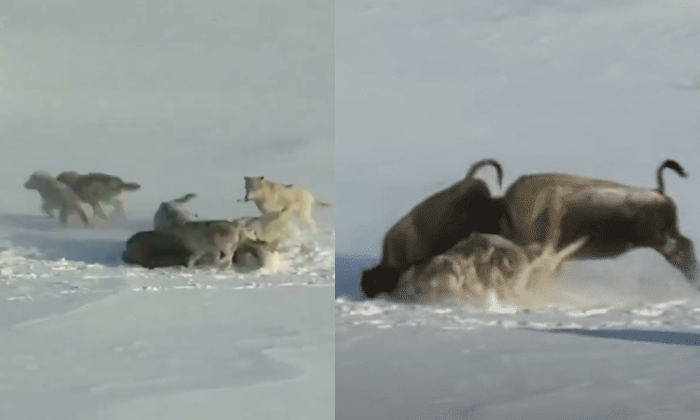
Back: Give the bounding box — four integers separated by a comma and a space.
187, 251, 205, 269
109, 199, 127, 220
41, 202, 56, 218
299, 206, 317, 231
91, 201, 111, 221
75, 205, 90, 227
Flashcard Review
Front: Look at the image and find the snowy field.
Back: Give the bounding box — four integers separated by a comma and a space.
1, 0, 334, 419
336, 0, 700, 419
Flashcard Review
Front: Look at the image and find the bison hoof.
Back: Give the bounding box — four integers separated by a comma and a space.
361, 277, 381, 299
361, 266, 400, 299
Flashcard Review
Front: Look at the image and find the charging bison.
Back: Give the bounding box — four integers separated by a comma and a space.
361, 158, 697, 299
501, 159, 696, 282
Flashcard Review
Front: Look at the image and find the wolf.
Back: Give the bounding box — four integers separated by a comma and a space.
231, 206, 300, 252
232, 237, 278, 271
57, 171, 141, 220
23, 171, 90, 227
165, 220, 259, 268
394, 232, 587, 304
241, 176, 333, 231
393, 193, 586, 303
153, 193, 198, 231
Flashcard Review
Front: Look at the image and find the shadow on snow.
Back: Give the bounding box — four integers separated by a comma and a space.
537, 328, 700, 347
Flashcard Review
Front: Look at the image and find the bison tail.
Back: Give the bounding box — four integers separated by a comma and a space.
656, 159, 688, 195
466, 158, 503, 188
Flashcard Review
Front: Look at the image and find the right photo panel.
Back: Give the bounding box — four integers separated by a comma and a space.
336, 1, 700, 419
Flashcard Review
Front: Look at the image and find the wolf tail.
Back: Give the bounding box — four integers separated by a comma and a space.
172, 193, 197, 204
315, 200, 334, 208
121, 182, 141, 191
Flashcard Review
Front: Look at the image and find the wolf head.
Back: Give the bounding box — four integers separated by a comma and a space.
243, 176, 266, 202
24, 171, 53, 190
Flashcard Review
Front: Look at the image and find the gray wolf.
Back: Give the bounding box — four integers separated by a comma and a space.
57, 171, 141, 220
165, 220, 259, 268
500, 159, 696, 283
392, 194, 585, 302
153, 193, 198, 231
242, 176, 333, 231
393, 232, 586, 303
231, 206, 300, 252
361, 158, 504, 298
23, 171, 90, 227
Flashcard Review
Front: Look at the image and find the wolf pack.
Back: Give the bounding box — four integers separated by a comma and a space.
362, 158, 698, 303
23, 171, 333, 272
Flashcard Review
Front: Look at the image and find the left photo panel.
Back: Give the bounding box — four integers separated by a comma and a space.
0, 0, 334, 418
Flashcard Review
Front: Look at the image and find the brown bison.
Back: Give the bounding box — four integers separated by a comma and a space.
501, 159, 696, 282
122, 230, 273, 270
361, 159, 504, 298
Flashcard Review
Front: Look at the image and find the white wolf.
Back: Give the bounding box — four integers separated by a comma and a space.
231, 206, 300, 252
241, 176, 333, 231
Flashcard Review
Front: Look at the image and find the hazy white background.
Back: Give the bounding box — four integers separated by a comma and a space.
0, 0, 334, 418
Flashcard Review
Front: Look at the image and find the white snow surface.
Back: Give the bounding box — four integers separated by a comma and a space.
336, 0, 700, 419
1, 0, 334, 419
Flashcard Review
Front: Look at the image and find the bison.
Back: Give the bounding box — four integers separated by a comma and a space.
361, 159, 505, 298
122, 230, 274, 270
501, 159, 696, 283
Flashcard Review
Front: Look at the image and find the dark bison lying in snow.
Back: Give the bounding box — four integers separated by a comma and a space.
361, 158, 696, 298
122, 230, 272, 270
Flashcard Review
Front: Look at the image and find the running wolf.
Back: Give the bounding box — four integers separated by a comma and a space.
24, 171, 90, 227
57, 171, 141, 220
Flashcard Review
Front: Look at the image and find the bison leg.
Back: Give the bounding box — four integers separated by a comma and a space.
657, 234, 698, 283
361, 265, 401, 298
